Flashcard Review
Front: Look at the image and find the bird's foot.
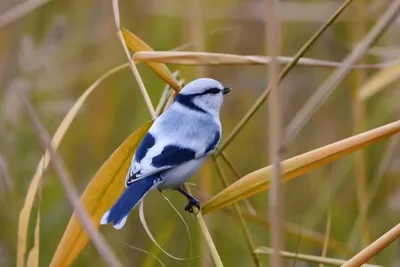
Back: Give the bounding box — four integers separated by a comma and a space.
184, 198, 200, 214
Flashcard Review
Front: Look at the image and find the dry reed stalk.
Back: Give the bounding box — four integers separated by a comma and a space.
266, 0, 283, 266
351, 0, 371, 247
18, 94, 122, 267
341, 223, 400, 267
255, 247, 382, 267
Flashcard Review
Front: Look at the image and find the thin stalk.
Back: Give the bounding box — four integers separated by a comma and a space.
254, 247, 382, 267
350, 0, 371, 247
216, 0, 355, 155
214, 159, 263, 267
18, 94, 121, 267
282, 0, 400, 147
319, 208, 332, 267
189, 3, 209, 266
266, 0, 283, 266
183, 184, 223, 267
112, 0, 156, 119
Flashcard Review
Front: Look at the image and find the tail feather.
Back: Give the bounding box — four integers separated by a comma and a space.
100, 175, 160, 229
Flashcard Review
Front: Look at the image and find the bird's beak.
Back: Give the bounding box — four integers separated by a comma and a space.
223, 87, 231, 95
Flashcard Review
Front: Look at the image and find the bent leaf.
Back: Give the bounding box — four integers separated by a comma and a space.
50, 122, 152, 267
17, 63, 129, 267
202, 120, 400, 214
122, 28, 182, 92
359, 62, 400, 100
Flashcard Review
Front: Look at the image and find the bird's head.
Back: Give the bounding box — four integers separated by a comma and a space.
176, 78, 231, 116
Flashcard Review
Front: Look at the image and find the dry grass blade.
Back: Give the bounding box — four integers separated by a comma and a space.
19, 94, 122, 267
254, 247, 381, 267
342, 223, 400, 267
283, 0, 400, 147
50, 122, 151, 266
16, 63, 128, 267
216, 0, 355, 155
16, 66, 127, 266
133, 51, 399, 69
122, 29, 182, 92
202, 120, 400, 214
26, 211, 40, 267
359, 62, 400, 100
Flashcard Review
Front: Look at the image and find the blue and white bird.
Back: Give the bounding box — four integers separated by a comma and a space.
100, 78, 231, 229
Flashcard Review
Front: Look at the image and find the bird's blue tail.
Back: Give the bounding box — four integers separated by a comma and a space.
100, 175, 159, 229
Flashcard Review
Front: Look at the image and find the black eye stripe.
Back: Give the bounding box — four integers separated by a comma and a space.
203, 87, 221, 95
190, 87, 221, 97
177, 87, 222, 100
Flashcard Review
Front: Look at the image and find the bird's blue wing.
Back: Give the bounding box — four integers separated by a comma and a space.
125, 129, 221, 187
151, 145, 196, 167
126, 143, 198, 186
135, 132, 156, 162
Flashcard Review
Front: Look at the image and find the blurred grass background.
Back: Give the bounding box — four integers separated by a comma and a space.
1, 0, 400, 266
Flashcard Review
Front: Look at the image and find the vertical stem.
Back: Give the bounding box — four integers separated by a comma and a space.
266, 0, 282, 266
189, 2, 209, 266
350, 0, 371, 247
190, 0, 206, 78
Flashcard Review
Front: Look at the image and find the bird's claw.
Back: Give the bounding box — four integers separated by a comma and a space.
184, 198, 200, 214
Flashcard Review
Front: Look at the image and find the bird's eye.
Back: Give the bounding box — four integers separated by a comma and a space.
206, 87, 221, 94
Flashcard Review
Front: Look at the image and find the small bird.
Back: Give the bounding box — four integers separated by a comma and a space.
100, 78, 231, 229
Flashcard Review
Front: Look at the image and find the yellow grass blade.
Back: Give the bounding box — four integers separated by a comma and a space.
26, 211, 40, 267
121, 28, 182, 92
16, 63, 129, 267
359, 62, 400, 100
133, 51, 397, 69
202, 120, 400, 214
50, 121, 152, 267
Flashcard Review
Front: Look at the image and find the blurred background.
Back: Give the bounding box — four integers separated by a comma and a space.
1, 0, 400, 266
